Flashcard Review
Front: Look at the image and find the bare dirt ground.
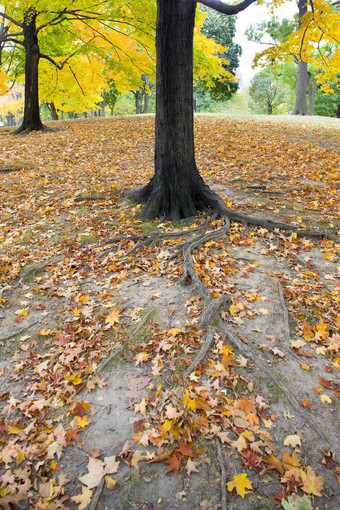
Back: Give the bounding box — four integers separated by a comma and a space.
0, 114, 339, 510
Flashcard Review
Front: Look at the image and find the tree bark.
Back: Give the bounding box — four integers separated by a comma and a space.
101, 91, 106, 117
293, 0, 308, 115
47, 102, 59, 120
14, 9, 45, 134
126, 0, 226, 221
307, 72, 316, 116
134, 90, 141, 114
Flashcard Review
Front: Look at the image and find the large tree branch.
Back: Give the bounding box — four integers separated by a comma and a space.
198, 0, 257, 15
0, 11, 23, 28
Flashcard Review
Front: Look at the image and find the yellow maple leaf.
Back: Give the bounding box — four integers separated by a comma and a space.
227, 473, 253, 498
76, 415, 90, 428
167, 328, 183, 337
299, 362, 311, 371
301, 466, 324, 497
105, 475, 117, 490
183, 390, 197, 412
15, 308, 28, 317
320, 394, 332, 404
39, 329, 52, 336
105, 308, 121, 325
65, 373, 83, 385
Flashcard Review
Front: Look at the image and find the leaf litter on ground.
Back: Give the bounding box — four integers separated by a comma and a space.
0, 114, 339, 509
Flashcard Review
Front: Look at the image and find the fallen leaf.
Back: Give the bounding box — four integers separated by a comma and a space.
227, 473, 253, 498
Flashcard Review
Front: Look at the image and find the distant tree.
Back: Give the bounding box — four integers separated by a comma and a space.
106, 81, 120, 116
249, 69, 289, 114
0, 0, 156, 133
251, 0, 340, 116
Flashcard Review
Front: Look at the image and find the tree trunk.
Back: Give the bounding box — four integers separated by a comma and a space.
101, 91, 106, 117
293, 60, 308, 115
135, 91, 141, 114
14, 10, 44, 134
143, 92, 150, 113
0, 22, 8, 67
307, 72, 316, 116
142, 75, 151, 114
126, 0, 225, 221
293, 0, 308, 115
48, 102, 59, 120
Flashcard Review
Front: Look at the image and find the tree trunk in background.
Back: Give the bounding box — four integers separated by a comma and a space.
100, 91, 106, 117
142, 75, 151, 113
135, 91, 141, 114
15, 10, 45, 133
126, 0, 225, 220
293, 0, 308, 115
143, 92, 150, 113
307, 72, 316, 116
48, 102, 59, 120
0, 21, 8, 67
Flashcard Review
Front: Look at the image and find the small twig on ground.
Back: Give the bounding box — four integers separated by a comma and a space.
185, 328, 216, 378
215, 437, 228, 510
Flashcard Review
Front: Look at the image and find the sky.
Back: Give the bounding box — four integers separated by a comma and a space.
234, 1, 297, 88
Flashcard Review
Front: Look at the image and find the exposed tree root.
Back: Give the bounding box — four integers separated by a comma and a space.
175, 216, 330, 445
75, 194, 106, 202
218, 319, 330, 446
215, 437, 228, 510
184, 328, 217, 378
126, 180, 329, 238
88, 478, 105, 510
199, 296, 230, 329
19, 255, 64, 283
12, 123, 46, 135
0, 322, 38, 342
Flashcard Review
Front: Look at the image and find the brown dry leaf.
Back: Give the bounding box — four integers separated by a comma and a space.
79, 457, 105, 489
283, 435, 302, 451
71, 487, 93, 510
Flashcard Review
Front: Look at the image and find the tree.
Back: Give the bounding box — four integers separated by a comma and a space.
126, 0, 257, 221
0, 0, 156, 133
252, 0, 340, 115
249, 69, 289, 114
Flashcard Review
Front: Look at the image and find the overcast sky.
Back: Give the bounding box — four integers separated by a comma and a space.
234, 1, 297, 88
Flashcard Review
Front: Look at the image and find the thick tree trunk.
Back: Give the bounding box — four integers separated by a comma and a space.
14, 10, 44, 134
293, 60, 308, 115
293, 0, 308, 115
126, 0, 226, 220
